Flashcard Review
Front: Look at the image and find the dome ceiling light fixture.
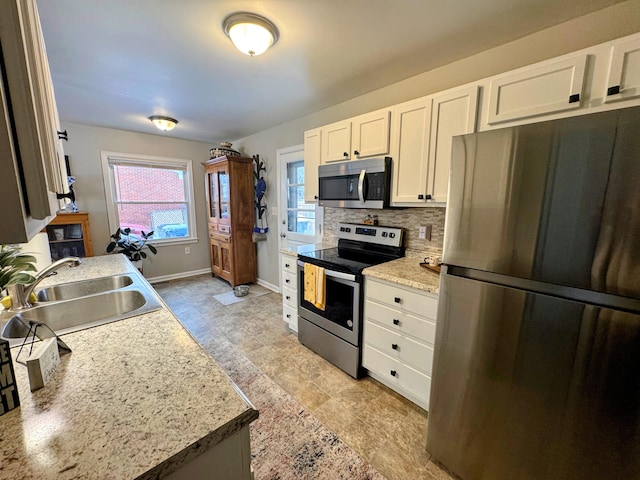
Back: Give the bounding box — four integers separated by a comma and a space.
222, 12, 279, 57
149, 115, 178, 132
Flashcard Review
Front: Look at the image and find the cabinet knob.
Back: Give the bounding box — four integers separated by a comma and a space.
286, 279, 290, 283
394, 297, 401, 304
418, 194, 424, 200
286, 314, 291, 319
285, 295, 290, 300
390, 370, 397, 377
393, 319, 400, 326
392, 343, 398, 350
343, 152, 349, 157
568, 93, 580, 103
314, 195, 319, 199
426, 194, 432, 200
57, 129, 68, 141
280, 233, 286, 238
285, 263, 290, 268
607, 85, 621, 96
354, 150, 360, 156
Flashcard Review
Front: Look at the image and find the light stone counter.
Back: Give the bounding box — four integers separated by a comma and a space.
363, 256, 441, 294
0, 254, 258, 479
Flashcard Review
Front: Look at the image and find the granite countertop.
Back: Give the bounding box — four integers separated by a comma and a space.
363, 256, 441, 294
0, 255, 258, 479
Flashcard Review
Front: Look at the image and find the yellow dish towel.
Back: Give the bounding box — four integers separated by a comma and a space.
303, 263, 326, 311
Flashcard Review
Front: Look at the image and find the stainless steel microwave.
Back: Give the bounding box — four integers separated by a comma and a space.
318, 157, 391, 209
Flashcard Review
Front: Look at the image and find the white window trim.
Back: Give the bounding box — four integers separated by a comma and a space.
100, 151, 198, 246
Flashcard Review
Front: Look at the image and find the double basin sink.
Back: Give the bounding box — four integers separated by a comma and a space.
1, 273, 163, 346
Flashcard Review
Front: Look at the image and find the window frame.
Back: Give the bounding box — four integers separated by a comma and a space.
100, 151, 198, 246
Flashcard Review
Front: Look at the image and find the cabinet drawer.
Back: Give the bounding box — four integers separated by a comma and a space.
366, 279, 438, 320
363, 346, 431, 407
365, 321, 433, 374
280, 255, 297, 274
283, 304, 298, 331
282, 286, 297, 310
365, 299, 436, 345
282, 270, 297, 290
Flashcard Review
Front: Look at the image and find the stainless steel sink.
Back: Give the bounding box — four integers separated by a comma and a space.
1, 274, 163, 346
36, 274, 134, 301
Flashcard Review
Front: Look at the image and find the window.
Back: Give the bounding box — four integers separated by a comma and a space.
101, 152, 198, 244
286, 160, 316, 236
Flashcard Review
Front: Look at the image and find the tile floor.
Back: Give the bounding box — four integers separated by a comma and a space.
154, 274, 454, 480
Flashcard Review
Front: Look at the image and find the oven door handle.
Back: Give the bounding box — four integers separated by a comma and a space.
357, 169, 366, 204
297, 260, 357, 282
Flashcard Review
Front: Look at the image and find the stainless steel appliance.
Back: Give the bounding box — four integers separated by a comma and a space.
427, 106, 640, 480
318, 157, 391, 209
297, 222, 404, 377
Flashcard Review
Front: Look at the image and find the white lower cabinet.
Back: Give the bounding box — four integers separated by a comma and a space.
362, 277, 438, 410
280, 255, 299, 332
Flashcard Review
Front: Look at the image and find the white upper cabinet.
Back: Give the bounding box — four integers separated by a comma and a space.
303, 128, 321, 202
428, 85, 479, 203
351, 108, 391, 159
390, 85, 478, 205
604, 37, 640, 103
390, 97, 433, 204
322, 108, 391, 162
486, 54, 587, 126
322, 120, 352, 162
0, 0, 67, 243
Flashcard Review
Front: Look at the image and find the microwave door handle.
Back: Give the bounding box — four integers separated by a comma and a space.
358, 169, 366, 203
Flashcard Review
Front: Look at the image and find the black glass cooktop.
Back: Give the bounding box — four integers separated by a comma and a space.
298, 240, 404, 275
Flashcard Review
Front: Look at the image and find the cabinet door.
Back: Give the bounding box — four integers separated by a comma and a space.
303, 128, 321, 202
487, 55, 587, 125
217, 166, 231, 229
428, 86, 479, 203
210, 239, 222, 276
352, 108, 391, 159
322, 120, 352, 162
390, 97, 432, 204
604, 37, 640, 103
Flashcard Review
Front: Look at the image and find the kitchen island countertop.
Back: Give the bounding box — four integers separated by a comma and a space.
363, 256, 440, 294
0, 255, 258, 479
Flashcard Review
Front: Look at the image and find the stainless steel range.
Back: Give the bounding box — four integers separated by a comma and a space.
297, 222, 404, 378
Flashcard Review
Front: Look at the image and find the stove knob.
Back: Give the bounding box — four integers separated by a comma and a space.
389, 233, 395, 238
340, 227, 345, 232
382, 232, 388, 237
346, 228, 351, 233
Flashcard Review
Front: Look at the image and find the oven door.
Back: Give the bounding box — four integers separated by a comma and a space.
297, 261, 361, 346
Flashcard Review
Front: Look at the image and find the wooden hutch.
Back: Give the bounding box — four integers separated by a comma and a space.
202, 155, 256, 287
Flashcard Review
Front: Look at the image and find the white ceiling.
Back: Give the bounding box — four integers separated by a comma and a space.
38, 0, 625, 144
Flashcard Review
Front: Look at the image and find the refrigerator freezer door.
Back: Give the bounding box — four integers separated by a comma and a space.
444, 106, 640, 300
428, 273, 640, 480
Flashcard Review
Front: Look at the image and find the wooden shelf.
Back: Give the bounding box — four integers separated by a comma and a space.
44, 212, 93, 260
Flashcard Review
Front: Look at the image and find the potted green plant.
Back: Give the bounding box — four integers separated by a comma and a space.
106, 228, 157, 270
0, 245, 37, 303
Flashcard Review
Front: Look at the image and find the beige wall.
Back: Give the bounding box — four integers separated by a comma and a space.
62, 122, 212, 280
234, 0, 640, 288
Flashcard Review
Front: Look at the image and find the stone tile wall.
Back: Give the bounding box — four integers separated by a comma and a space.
323, 207, 445, 260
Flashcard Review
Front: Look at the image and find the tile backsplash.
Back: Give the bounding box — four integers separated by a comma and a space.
323, 207, 445, 259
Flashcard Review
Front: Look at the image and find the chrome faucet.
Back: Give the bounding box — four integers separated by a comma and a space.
7, 257, 81, 311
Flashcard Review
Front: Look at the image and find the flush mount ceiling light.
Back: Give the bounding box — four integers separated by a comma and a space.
149, 115, 178, 132
222, 12, 279, 57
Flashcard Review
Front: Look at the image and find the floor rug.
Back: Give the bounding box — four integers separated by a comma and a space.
213, 284, 271, 305
201, 335, 386, 480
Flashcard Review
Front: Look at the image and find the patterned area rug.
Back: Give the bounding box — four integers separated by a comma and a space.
198, 328, 385, 480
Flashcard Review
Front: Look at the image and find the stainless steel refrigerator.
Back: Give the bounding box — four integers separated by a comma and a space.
427, 106, 640, 480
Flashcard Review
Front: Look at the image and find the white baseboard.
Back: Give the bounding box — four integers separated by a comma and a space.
256, 278, 280, 293
147, 269, 281, 293
147, 268, 211, 284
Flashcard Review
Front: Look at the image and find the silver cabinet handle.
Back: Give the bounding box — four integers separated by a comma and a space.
358, 169, 366, 203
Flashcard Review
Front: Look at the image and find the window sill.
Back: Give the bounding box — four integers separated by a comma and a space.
152, 237, 199, 248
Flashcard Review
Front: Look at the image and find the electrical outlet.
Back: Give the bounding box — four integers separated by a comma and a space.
184, 246, 191, 255
418, 226, 427, 239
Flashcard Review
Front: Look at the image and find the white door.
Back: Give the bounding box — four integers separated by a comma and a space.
277, 145, 323, 251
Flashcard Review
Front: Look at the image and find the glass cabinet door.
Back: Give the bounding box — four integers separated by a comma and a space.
218, 168, 230, 220
208, 171, 219, 219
